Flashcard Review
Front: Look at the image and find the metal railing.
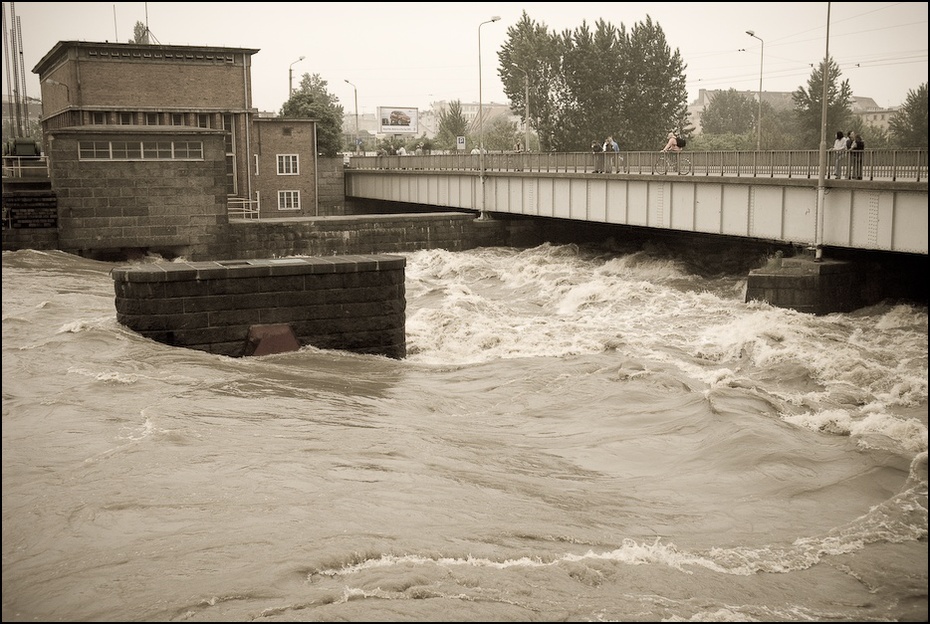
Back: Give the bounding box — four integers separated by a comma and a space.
346, 149, 928, 183
227, 197, 261, 219
2, 155, 50, 179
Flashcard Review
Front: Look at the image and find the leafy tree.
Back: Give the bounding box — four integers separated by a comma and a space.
281, 73, 344, 157
617, 16, 690, 151
498, 12, 562, 151
128, 21, 151, 44
498, 13, 688, 152
862, 124, 891, 149
434, 100, 469, 150
484, 115, 520, 151
792, 56, 853, 148
700, 89, 756, 135
888, 82, 928, 148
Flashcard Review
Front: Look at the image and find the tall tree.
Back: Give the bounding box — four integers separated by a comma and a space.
700, 89, 756, 135
888, 82, 928, 148
434, 100, 469, 150
498, 12, 561, 151
497, 13, 688, 152
281, 73, 344, 157
617, 16, 690, 151
128, 21, 149, 44
792, 56, 853, 148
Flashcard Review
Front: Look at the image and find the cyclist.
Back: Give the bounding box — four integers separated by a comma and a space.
661, 132, 682, 153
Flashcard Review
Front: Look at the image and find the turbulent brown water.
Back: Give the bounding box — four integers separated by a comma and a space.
2, 245, 927, 622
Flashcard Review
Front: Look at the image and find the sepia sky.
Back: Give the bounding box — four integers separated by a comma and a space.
5, 2, 927, 115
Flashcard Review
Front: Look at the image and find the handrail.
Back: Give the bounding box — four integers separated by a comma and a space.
227, 197, 260, 219
345, 149, 928, 183
2, 155, 50, 179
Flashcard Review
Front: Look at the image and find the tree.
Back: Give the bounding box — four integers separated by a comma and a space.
128, 21, 150, 44
498, 11, 562, 151
484, 115, 520, 151
792, 56, 853, 148
434, 100, 469, 150
888, 82, 928, 148
616, 16, 690, 151
497, 13, 689, 152
700, 89, 756, 135
281, 73, 344, 157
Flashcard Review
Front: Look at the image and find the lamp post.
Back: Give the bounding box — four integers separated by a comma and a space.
745, 30, 763, 150
478, 15, 501, 220
289, 55, 305, 95
344, 79, 359, 154
512, 65, 530, 151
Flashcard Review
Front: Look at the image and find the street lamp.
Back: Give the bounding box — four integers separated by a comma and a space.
478, 15, 501, 220
344, 79, 359, 154
746, 30, 763, 150
289, 55, 305, 95
512, 65, 530, 151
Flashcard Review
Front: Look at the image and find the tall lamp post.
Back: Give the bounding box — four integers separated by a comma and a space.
344, 79, 359, 154
478, 15, 501, 220
512, 65, 530, 151
746, 30, 764, 150
289, 55, 305, 95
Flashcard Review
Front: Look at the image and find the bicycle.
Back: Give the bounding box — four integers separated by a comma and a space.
653, 151, 692, 175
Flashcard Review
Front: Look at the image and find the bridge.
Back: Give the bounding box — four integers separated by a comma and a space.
345, 149, 928, 256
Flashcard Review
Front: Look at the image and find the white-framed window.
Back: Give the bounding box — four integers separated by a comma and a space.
277, 154, 299, 175
277, 190, 300, 211
111, 141, 143, 159
91, 111, 106, 125
78, 141, 111, 159
197, 114, 211, 128
118, 112, 134, 125
77, 140, 204, 161
170, 113, 185, 126
145, 112, 160, 125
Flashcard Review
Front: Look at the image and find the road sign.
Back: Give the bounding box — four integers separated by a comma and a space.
456, 136, 466, 151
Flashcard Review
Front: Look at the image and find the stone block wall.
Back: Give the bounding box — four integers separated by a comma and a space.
113, 255, 406, 358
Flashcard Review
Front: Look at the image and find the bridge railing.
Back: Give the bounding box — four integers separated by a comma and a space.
347, 149, 928, 183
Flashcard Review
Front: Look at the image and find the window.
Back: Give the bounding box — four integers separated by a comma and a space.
278, 190, 300, 211
111, 141, 143, 159
91, 111, 106, 125
171, 113, 185, 126
197, 114, 211, 128
222, 114, 237, 195
142, 142, 173, 159
78, 140, 204, 161
145, 113, 160, 125
277, 154, 299, 175
79, 141, 111, 159
118, 112, 135, 125
173, 142, 203, 159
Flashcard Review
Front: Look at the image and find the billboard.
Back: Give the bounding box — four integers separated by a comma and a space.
378, 107, 418, 134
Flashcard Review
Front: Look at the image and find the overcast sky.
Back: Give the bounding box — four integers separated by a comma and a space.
5, 2, 927, 116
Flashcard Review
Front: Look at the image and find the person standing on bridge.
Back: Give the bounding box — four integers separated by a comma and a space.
591, 140, 604, 173
847, 131, 864, 180
604, 136, 619, 173
830, 130, 848, 179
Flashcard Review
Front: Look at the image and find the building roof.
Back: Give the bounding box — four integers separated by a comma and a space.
32, 41, 260, 76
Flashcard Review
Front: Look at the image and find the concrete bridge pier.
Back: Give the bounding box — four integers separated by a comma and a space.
745, 252, 883, 315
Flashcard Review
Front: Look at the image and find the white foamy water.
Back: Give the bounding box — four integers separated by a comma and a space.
2, 245, 927, 622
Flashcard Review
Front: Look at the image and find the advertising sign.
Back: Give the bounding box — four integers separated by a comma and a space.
378, 107, 418, 134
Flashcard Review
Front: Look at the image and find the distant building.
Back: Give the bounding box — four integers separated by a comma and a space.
687, 88, 898, 134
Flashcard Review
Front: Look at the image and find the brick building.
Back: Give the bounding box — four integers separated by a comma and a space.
28, 40, 328, 258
